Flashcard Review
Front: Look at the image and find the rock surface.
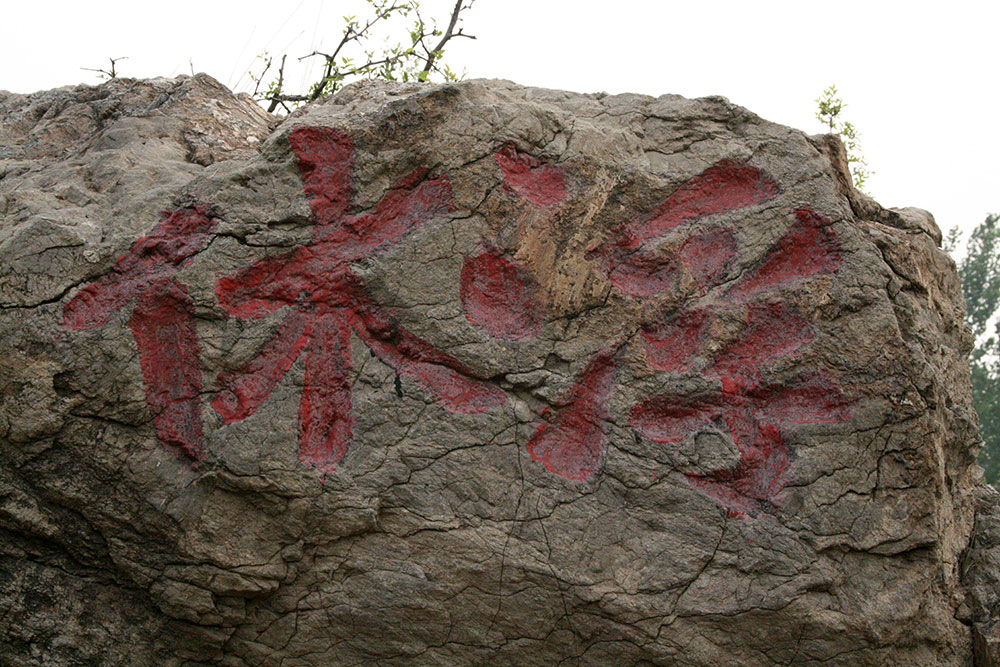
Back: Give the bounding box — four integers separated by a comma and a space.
1, 73, 998, 665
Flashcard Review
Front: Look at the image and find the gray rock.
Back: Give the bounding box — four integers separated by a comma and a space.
962, 487, 1000, 665
0, 74, 995, 665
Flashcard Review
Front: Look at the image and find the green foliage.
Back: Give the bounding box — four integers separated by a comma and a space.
815, 84, 843, 132
944, 226, 962, 254
952, 213, 1000, 486
960, 214, 1000, 338
815, 85, 874, 193
252, 0, 475, 113
972, 356, 1000, 486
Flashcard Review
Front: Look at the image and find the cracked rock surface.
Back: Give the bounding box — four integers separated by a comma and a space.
1, 74, 998, 665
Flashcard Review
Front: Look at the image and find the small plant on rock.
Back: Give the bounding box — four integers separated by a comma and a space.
815, 84, 873, 193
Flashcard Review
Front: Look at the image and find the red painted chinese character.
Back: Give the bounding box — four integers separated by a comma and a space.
629, 208, 847, 517
212, 127, 505, 472
493, 147, 850, 518
62, 204, 218, 461
633, 305, 849, 517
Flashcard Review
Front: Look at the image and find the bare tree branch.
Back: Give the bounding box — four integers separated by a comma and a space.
265, 55, 287, 113
251, 0, 475, 112
82, 57, 128, 80
421, 0, 476, 74
252, 56, 272, 97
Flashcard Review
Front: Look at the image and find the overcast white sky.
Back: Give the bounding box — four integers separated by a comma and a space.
3, 0, 996, 240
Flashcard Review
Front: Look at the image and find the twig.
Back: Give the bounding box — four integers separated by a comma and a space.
82, 56, 128, 80
421, 0, 476, 74
265, 55, 288, 112
256, 0, 476, 112
252, 56, 273, 97
304, 0, 410, 101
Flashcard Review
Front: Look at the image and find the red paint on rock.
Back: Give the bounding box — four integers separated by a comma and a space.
289, 126, 355, 224
129, 280, 205, 461
641, 307, 713, 372
748, 373, 851, 425
62, 206, 217, 330
688, 413, 789, 519
629, 394, 725, 445
620, 160, 780, 251
629, 392, 788, 513
601, 251, 683, 299
709, 301, 815, 393
592, 161, 778, 298
460, 252, 544, 340
728, 208, 842, 298
61, 204, 218, 461
625, 205, 850, 515
526, 350, 617, 481
498, 157, 847, 514
213, 310, 312, 423
629, 293, 848, 516
631, 373, 849, 517
351, 299, 506, 414
213, 127, 505, 471
297, 313, 355, 468
678, 227, 737, 289
495, 144, 567, 208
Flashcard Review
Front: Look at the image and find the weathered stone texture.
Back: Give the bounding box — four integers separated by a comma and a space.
1, 74, 998, 665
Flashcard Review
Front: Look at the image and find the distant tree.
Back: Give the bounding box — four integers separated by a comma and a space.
815, 84, 873, 193
249, 0, 476, 113
949, 214, 1000, 486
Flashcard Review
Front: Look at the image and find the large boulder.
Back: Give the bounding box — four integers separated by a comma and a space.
1, 74, 996, 665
